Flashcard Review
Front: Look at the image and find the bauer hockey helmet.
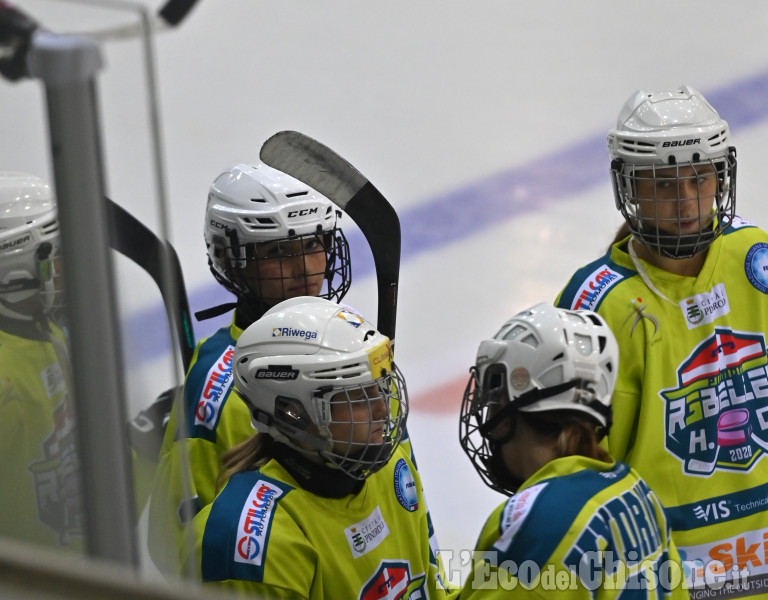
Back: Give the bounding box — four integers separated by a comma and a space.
607, 85, 736, 259
204, 163, 350, 306
233, 296, 408, 480
459, 302, 618, 494
0, 172, 62, 320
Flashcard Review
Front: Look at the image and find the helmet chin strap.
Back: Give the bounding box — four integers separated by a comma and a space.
272, 442, 364, 498
478, 379, 583, 439
627, 237, 676, 307
0, 299, 35, 321
484, 444, 525, 495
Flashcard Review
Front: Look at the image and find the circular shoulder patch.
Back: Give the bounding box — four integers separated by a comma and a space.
745, 242, 768, 294
393, 458, 419, 512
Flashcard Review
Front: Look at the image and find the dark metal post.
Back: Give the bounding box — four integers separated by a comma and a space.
28, 31, 138, 566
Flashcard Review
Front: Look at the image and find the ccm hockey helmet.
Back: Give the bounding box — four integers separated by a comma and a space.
233, 296, 408, 480
0, 172, 62, 320
607, 85, 736, 258
459, 302, 617, 494
204, 163, 350, 306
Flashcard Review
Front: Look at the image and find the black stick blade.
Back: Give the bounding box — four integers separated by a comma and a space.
261, 131, 368, 209
260, 131, 401, 342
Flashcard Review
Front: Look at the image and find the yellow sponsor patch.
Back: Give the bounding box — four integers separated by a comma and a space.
367, 339, 392, 377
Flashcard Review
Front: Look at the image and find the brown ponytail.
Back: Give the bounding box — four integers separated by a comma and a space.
524, 411, 612, 463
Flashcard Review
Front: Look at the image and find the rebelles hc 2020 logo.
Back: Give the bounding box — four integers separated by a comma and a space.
661, 328, 768, 475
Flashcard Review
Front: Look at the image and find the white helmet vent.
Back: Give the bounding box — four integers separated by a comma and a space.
241, 216, 278, 230
574, 333, 595, 356
708, 129, 728, 149
519, 333, 539, 349
539, 364, 565, 389
309, 361, 368, 380
41, 218, 59, 235
618, 139, 655, 157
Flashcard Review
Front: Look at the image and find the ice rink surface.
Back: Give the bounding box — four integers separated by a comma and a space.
3, 0, 768, 584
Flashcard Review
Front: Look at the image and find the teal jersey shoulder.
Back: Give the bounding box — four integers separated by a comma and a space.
479, 461, 635, 574
201, 470, 295, 583
555, 250, 638, 312
183, 324, 239, 443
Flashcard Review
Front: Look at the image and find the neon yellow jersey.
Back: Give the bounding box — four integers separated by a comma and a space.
556, 218, 768, 596
460, 456, 688, 599
148, 316, 254, 576
185, 440, 450, 600
0, 321, 83, 551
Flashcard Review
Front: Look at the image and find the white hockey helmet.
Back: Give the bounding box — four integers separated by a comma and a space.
205, 163, 350, 304
233, 296, 408, 480
607, 85, 736, 258
0, 172, 62, 320
459, 302, 617, 493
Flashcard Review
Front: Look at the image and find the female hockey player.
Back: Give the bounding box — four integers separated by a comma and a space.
0, 172, 83, 550
147, 162, 351, 576
457, 302, 688, 598
184, 296, 449, 599
555, 86, 768, 597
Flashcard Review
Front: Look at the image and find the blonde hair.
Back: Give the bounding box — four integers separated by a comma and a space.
216, 433, 274, 492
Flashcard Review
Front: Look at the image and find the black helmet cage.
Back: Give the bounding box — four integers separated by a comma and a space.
610, 147, 737, 259
316, 367, 408, 480
207, 222, 351, 304
252, 367, 408, 481
459, 364, 519, 495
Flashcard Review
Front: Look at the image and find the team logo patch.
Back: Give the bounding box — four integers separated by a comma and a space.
679, 283, 730, 329
628, 298, 660, 339
570, 265, 623, 310
337, 309, 365, 328
344, 506, 390, 558
393, 459, 418, 512
28, 394, 83, 543
195, 346, 235, 429
358, 560, 426, 600
661, 328, 768, 475
745, 242, 768, 294
234, 480, 283, 567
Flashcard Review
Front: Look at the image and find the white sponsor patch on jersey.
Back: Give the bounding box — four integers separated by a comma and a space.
234, 480, 283, 567
726, 215, 754, 229
345, 505, 390, 558
569, 265, 623, 310
679, 526, 768, 589
679, 283, 730, 329
40, 362, 65, 399
194, 345, 235, 429
493, 482, 547, 553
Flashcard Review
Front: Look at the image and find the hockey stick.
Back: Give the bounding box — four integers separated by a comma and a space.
106, 197, 194, 460
260, 131, 401, 343
106, 197, 195, 372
